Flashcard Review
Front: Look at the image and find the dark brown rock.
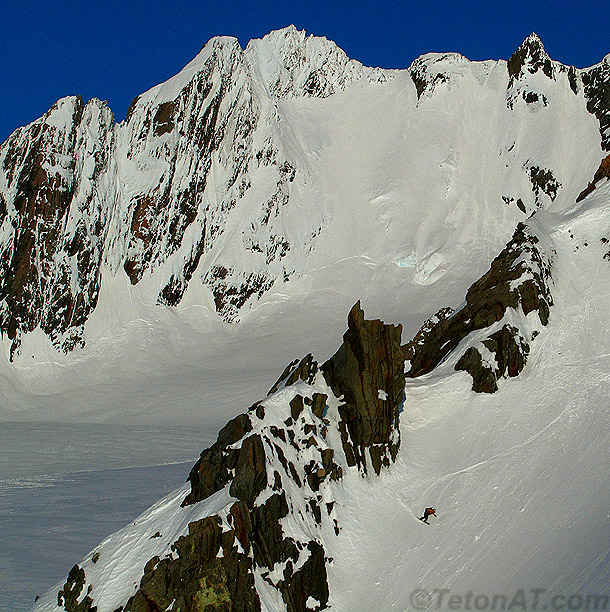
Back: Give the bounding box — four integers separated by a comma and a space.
407, 223, 552, 380
455, 325, 530, 393
229, 434, 268, 506
576, 153, 610, 202
290, 395, 304, 420
152, 101, 176, 136
58, 565, 96, 612
269, 354, 318, 395
322, 302, 405, 475
250, 492, 299, 570
182, 413, 252, 506
455, 347, 498, 393
404, 307, 454, 363
527, 165, 561, 206
229, 500, 253, 551
311, 393, 328, 419
279, 542, 329, 612
125, 516, 260, 612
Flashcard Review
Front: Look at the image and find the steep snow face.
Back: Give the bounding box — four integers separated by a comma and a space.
327, 179, 610, 608
0, 27, 606, 418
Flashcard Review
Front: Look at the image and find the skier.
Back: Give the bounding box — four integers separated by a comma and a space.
419, 507, 437, 524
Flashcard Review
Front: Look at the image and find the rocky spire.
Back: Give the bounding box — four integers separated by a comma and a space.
507, 32, 555, 81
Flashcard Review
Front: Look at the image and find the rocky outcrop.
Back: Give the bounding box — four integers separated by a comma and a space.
409, 55, 451, 100
455, 324, 530, 393
57, 565, 96, 612
505, 35, 562, 113
268, 353, 318, 395
581, 58, 610, 151
507, 33, 555, 84
128, 394, 334, 610
527, 165, 561, 206
322, 302, 405, 475
182, 412, 256, 507
576, 153, 610, 202
63, 303, 402, 612
406, 223, 553, 392
404, 307, 454, 364
124, 516, 259, 612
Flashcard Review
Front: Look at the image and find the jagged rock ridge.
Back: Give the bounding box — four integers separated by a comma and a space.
51, 303, 404, 611
406, 222, 554, 393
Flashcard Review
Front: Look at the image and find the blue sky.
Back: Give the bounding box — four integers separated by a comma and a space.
1, 0, 608, 142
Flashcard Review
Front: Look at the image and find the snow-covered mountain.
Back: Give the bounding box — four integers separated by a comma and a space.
2, 25, 610, 611
0, 26, 388, 362
1, 27, 605, 366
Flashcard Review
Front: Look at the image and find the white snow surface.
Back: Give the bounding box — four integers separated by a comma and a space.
1, 27, 609, 610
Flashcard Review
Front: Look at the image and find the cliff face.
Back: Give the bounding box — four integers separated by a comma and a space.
0, 96, 115, 357
322, 302, 405, 475
1, 28, 609, 361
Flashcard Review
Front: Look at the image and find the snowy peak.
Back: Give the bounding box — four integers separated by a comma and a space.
125, 35, 244, 112
507, 32, 555, 82
113, 33, 257, 294
0, 27, 609, 363
245, 25, 388, 98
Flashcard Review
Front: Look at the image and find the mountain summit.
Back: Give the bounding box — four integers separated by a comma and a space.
0, 28, 607, 363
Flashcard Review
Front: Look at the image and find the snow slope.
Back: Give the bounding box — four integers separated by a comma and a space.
31, 178, 610, 609
0, 29, 604, 427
